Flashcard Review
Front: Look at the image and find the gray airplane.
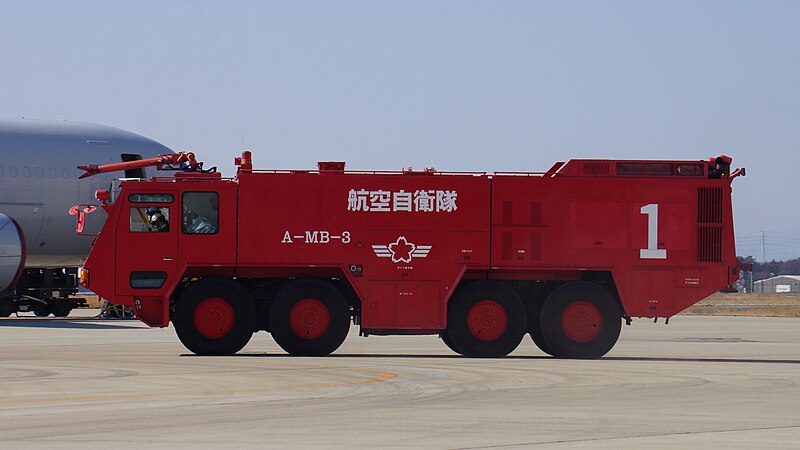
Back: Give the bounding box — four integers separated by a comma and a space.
0, 118, 173, 316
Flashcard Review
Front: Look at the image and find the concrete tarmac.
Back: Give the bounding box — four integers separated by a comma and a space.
1, 312, 799, 449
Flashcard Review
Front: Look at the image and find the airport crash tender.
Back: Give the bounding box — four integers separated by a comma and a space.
74, 151, 744, 358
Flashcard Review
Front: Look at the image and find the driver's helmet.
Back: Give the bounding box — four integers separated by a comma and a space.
146, 207, 165, 224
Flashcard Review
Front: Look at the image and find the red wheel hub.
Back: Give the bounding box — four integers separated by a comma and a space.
194, 297, 235, 340
466, 300, 508, 341
289, 298, 330, 340
561, 300, 602, 343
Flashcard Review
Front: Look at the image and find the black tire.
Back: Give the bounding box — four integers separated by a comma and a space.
0, 299, 15, 317
269, 279, 350, 356
527, 301, 557, 356
539, 281, 622, 359
52, 300, 72, 317
445, 280, 527, 358
35, 309, 51, 317
173, 278, 256, 356
440, 331, 464, 355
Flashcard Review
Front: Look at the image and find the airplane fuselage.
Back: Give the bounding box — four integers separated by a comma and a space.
0, 118, 172, 268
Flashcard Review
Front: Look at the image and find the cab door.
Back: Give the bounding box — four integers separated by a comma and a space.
114, 189, 178, 297
177, 184, 237, 274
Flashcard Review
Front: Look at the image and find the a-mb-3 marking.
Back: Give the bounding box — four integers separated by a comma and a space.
281, 230, 351, 244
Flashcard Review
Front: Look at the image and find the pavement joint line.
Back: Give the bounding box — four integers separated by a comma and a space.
0, 365, 398, 406
453, 424, 800, 449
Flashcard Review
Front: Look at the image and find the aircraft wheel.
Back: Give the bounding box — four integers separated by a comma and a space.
445, 281, 526, 358
0, 299, 15, 317
270, 279, 350, 356
539, 281, 622, 359
174, 279, 256, 356
35, 309, 51, 317
52, 300, 72, 317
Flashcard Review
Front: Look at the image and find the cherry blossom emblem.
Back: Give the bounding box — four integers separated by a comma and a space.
372, 236, 432, 263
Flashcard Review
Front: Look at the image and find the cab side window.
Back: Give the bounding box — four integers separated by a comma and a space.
130, 206, 170, 232
128, 193, 174, 233
182, 192, 219, 234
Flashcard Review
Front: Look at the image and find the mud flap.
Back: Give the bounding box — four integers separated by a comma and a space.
133, 296, 167, 327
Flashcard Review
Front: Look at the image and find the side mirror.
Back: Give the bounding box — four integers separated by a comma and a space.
69, 205, 97, 233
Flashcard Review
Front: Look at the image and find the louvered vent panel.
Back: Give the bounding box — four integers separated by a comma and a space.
698, 187, 723, 224
502, 201, 513, 225
583, 162, 611, 176
697, 187, 723, 262
697, 226, 722, 262
530, 232, 542, 260
530, 202, 541, 226
502, 232, 512, 260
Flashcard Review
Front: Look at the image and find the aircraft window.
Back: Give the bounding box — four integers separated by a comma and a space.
130, 206, 170, 232
48, 167, 57, 179
129, 193, 174, 203
62, 168, 70, 179
23, 167, 31, 177
35, 167, 44, 178
182, 192, 219, 234
9, 166, 17, 177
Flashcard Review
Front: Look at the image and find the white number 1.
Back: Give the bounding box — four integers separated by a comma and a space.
640, 204, 667, 259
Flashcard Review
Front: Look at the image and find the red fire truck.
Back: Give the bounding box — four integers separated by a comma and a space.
76, 152, 743, 358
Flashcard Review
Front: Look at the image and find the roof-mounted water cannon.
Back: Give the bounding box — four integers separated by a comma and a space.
708, 155, 745, 180
78, 152, 206, 179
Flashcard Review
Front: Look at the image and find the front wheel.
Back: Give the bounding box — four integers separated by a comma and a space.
445, 281, 527, 357
539, 281, 622, 359
269, 279, 350, 356
173, 279, 256, 356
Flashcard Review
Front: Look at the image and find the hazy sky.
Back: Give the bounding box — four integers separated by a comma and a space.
1, 1, 798, 260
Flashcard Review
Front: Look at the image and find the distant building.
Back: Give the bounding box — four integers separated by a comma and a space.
754, 275, 800, 293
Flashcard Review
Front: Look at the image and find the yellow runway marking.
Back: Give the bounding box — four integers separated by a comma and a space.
0, 366, 397, 406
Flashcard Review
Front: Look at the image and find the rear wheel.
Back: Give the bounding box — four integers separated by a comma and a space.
270, 279, 350, 356
440, 331, 464, 355
445, 281, 526, 357
527, 301, 556, 356
34, 309, 50, 317
539, 281, 622, 359
173, 279, 256, 356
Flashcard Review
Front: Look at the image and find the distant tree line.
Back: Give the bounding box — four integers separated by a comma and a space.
738, 256, 800, 281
